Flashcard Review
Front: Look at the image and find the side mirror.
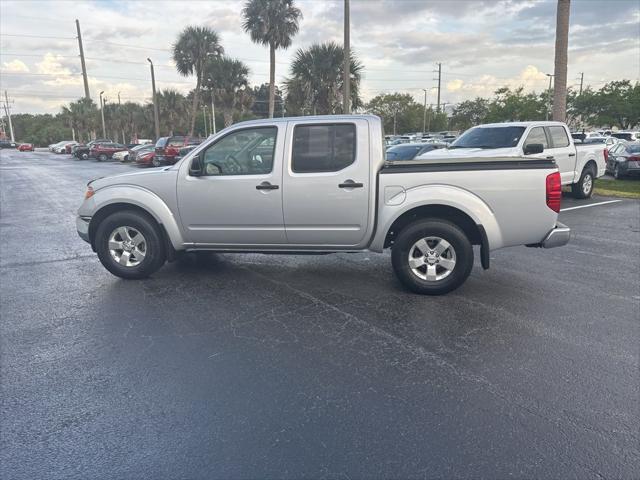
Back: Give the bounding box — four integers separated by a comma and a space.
524, 143, 544, 155
189, 153, 203, 176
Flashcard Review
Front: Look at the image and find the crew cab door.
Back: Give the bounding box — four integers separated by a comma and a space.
545, 125, 576, 184
176, 124, 286, 245
282, 119, 370, 246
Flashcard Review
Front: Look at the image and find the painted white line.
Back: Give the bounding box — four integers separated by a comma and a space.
560, 200, 622, 212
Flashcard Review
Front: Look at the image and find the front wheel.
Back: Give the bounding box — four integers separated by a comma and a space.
152, 156, 161, 167
95, 211, 166, 279
391, 219, 474, 295
572, 166, 595, 199
98, 153, 108, 162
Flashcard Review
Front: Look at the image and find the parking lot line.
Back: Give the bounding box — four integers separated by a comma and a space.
560, 200, 622, 212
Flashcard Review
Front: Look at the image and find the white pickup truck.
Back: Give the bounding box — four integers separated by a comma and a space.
420, 121, 607, 199
77, 115, 570, 295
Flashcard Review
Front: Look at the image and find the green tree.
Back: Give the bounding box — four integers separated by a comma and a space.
204, 56, 252, 127
284, 42, 363, 115
251, 83, 284, 117
485, 87, 547, 123
449, 98, 490, 131
157, 89, 188, 135
242, 0, 302, 118
365, 93, 423, 134
173, 26, 224, 136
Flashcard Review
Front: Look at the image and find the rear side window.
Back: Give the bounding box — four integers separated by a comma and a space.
292, 124, 356, 173
548, 126, 570, 148
524, 127, 549, 148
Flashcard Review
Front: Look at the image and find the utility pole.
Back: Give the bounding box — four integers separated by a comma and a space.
99, 91, 106, 138
343, 0, 351, 114
147, 58, 160, 140
202, 105, 208, 137
421, 88, 428, 133
210, 94, 216, 134
545, 73, 554, 121
75, 19, 90, 100
434, 62, 442, 113
3, 91, 15, 142
118, 91, 126, 144
578, 72, 584, 95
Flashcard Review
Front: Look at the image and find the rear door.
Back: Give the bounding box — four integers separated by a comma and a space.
545, 125, 576, 184
282, 119, 370, 246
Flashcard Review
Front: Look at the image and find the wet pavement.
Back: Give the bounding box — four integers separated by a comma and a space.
1, 149, 639, 479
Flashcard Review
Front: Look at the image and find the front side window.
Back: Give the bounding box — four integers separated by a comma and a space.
292, 124, 356, 173
524, 127, 549, 148
548, 126, 570, 148
202, 127, 277, 176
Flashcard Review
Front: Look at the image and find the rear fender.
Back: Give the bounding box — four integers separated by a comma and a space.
370, 184, 503, 252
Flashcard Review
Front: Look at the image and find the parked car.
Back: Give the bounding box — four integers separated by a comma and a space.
154, 136, 203, 166
18, 143, 34, 151
89, 142, 128, 161
73, 139, 113, 159
610, 131, 640, 142
0, 140, 18, 149
606, 142, 640, 179
135, 149, 156, 167
48, 141, 71, 152
386, 143, 447, 161
53, 141, 77, 153
114, 144, 154, 163
421, 121, 606, 199
77, 114, 569, 295
64, 142, 81, 154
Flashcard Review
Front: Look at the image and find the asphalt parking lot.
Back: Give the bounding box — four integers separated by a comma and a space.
1, 149, 639, 479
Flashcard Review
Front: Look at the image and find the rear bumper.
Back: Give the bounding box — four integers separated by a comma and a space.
541, 222, 570, 248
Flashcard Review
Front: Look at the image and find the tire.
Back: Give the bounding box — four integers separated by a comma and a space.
98, 153, 108, 162
571, 165, 595, 199
152, 156, 161, 167
95, 211, 166, 279
123, 155, 129, 163
391, 219, 474, 295
81, 152, 89, 160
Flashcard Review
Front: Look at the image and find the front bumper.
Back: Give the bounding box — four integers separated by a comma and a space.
541, 222, 570, 248
76, 216, 91, 243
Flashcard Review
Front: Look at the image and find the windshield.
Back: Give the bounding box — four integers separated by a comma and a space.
450, 126, 526, 149
627, 144, 640, 153
386, 145, 423, 161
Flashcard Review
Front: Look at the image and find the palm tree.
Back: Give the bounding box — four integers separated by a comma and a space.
157, 89, 188, 135
172, 26, 224, 136
204, 57, 251, 127
284, 42, 363, 115
242, 0, 302, 118
552, 0, 571, 121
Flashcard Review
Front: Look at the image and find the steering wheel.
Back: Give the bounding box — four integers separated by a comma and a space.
225, 154, 243, 172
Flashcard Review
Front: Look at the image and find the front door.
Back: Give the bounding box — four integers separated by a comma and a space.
282, 120, 370, 246
545, 125, 576, 184
176, 125, 286, 246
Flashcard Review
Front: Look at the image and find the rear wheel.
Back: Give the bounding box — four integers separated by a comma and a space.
572, 165, 595, 199
152, 155, 161, 167
391, 219, 474, 295
98, 153, 108, 162
95, 211, 166, 279
81, 152, 89, 160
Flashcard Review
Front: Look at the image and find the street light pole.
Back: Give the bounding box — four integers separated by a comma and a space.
147, 58, 160, 140
545, 73, 554, 121
422, 88, 428, 133
343, 0, 350, 114
99, 90, 106, 139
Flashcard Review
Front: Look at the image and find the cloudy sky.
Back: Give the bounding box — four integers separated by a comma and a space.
1, 0, 639, 114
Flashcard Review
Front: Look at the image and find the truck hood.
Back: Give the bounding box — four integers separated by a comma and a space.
417, 147, 519, 159
89, 166, 175, 190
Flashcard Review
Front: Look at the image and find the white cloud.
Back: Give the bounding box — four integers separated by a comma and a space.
2, 59, 29, 72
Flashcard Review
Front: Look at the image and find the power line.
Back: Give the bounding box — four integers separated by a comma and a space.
0, 33, 75, 40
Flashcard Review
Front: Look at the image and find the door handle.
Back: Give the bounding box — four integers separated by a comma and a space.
256, 182, 279, 190
568, 153, 576, 157
338, 180, 364, 189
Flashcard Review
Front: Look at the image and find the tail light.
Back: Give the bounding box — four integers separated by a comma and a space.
628, 155, 640, 162
546, 171, 561, 213
603, 148, 608, 162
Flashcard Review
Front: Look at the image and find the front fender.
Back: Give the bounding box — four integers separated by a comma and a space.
80, 184, 186, 249
369, 184, 503, 252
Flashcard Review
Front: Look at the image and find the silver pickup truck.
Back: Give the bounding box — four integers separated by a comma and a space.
77, 115, 569, 295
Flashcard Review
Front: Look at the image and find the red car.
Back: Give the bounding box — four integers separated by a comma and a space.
154, 136, 203, 166
135, 150, 156, 167
18, 143, 34, 151
89, 142, 128, 161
